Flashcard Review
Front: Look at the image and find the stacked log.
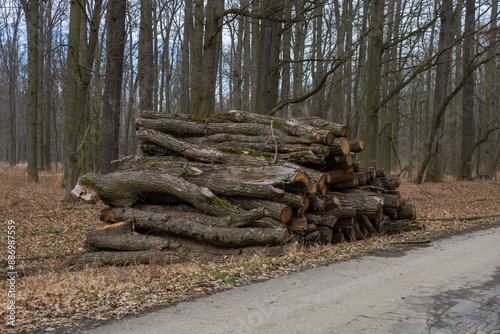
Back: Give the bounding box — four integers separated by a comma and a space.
71, 111, 422, 266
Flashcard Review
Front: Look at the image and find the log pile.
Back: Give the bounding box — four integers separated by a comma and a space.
70, 111, 423, 266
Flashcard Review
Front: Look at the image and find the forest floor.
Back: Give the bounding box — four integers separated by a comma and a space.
1, 164, 499, 333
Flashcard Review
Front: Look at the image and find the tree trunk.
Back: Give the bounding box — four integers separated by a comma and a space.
200, 0, 223, 115
21, 0, 40, 182
255, 0, 281, 114
363, 0, 384, 168
457, 0, 475, 180
118, 209, 287, 248
63, 0, 102, 198
139, 0, 154, 111
101, 0, 126, 174
417, 0, 454, 183
100, 206, 271, 228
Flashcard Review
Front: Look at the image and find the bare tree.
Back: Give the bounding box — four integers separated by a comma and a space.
416, 0, 454, 184
21, 0, 40, 182
101, 0, 126, 174
457, 0, 475, 180
63, 0, 102, 198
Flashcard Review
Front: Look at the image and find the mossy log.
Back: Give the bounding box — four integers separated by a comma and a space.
100, 206, 273, 229
99, 207, 287, 247
136, 116, 284, 138
138, 128, 327, 167
183, 138, 331, 156
112, 156, 319, 195
73, 170, 243, 216
139, 110, 334, 145
177, 132, 319, 145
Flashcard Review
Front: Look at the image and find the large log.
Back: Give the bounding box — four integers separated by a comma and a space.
85, 221, 176, 251
112, 156, 318, 195
183, 138, 331, 156
139, 110, 334, 145
99, 207, 287, 248
66, 243, 286, 268
138, 128, 327, 167
292, 116, 347, 137
177, 132, 319, 145
136, 116, 285, 137
137, 128, 259, 164
73, 170, 243, 216
333, 192, 384, 216
100, 206, 273, 229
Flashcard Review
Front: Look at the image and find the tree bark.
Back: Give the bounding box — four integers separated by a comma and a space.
457, 0, 475, 180
417, 0, 454, 183
101, 0, 126, 174
100, 206, 271, 228
21, 0, 40, 182
363, 0, 384, 167
85, 220, 174, 251
74, 170, 243, 215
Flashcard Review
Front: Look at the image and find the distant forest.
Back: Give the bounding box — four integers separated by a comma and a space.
0, 0, 498, 194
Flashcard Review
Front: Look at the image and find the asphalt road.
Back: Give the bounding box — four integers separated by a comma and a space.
83, 226, 500, 334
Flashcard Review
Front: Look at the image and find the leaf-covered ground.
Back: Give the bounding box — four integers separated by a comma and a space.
1, 165, 499, 333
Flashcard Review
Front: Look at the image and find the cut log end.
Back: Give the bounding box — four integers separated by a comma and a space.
71, 182, 99, 204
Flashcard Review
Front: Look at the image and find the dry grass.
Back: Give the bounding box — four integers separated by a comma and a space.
1, 165, 499, 333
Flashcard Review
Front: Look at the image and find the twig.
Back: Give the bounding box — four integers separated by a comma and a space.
391, 240, 431, 245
